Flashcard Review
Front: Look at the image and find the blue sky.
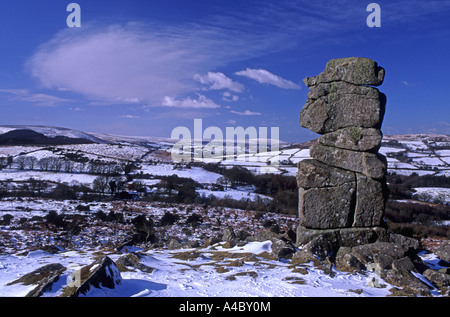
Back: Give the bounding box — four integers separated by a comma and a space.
0, 0, 449, 142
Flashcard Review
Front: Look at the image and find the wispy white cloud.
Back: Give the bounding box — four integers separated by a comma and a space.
230, 109, 262, 116
27, 25, 201, 106
25, 21, 285, 108
121, 114, 140, 119
235, 68, 300, 90
161, 95, 221, 109
222, 91, 239, 102
193, 72, 244, 93
0, 88, 71, 107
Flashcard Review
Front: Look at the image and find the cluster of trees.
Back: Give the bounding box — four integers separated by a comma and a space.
1, 154, 129, 176
387, 173, 450, 199
385, 173, 450, 239
385, 199, 449, 238
0, 156, 13, 169
213, 165, 298, 214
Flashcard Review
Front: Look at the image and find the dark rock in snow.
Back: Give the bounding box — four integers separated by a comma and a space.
115, 253, 155, 273
7, 263, 66, 297
64, 256, 121, 297
248, 228, 296, 259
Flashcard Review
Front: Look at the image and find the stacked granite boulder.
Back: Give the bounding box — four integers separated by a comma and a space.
297, 57, 390, 250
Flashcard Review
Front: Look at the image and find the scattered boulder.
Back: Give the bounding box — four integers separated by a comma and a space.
335, 247, 365, 272
350, 242, 408, 269
115, 253, 155, 273
334, 241, 434, 296
423, 269, 450, 288
435, 240, 450, 262
303, 234, 334, 260
290, 250, 322, 266
248, 229, 296, 259
167, 237, 183, 250
222, 226, 238, 247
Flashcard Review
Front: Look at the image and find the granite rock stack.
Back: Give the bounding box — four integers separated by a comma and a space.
297, 57, 390, 250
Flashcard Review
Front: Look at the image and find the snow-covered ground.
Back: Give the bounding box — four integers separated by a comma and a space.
198, 188, 272, 202
412, 187, 450, 205
0, 169, 98, 185
0, 240, 398, 297
139, 164, 222, 184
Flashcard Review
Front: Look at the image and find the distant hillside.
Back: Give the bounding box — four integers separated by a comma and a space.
0, 125, 105, 145
0, 128, 98, 145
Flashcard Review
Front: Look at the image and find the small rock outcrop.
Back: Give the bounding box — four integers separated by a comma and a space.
297, 57, 389, 249
7, 263, 65, 297
64, 256, 122, 297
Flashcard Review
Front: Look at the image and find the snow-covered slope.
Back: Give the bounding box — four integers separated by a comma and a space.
0, 125, 106, 144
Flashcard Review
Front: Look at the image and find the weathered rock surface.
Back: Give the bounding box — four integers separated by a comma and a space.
298, 183, 356, 229
303, 57, 385, 87
334, 241, 435, 296
296, 226, 389, 252
353, 174, 389, 227
310, 142, 387, 180
318, 127, 382, 152
300, 82, 386, 134
423, 269, 450, 288
115, 253, 155, 273
435, 240, 450, 262
296, 57, 389, 249
296, 159, 355, 189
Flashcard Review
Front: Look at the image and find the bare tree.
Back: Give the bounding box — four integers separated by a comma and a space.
15, 156, 27, 170
93, 176, 110, 195
24, 157, 37, 170
64, 160, 75, 173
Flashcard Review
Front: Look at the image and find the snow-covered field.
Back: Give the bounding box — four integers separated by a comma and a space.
0, 169, 99, 184
0, 241, 399, 297
412, 187, 450, 205
140, 164, 222, 184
